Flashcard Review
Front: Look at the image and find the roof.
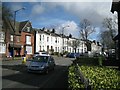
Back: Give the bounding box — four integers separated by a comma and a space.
111, 0, 120, 13
35, 54, 50, 57
19, 20, 28, 31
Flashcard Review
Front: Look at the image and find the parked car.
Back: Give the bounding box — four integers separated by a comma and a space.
33, 51, 49, 57
39, 51, 48, 55
65, 53, 71, 57
33, 52, 39, 57
69, 53, 80, 58
27, 54, 55, 74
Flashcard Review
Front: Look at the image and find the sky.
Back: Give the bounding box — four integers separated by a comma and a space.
2, 0, 115, 41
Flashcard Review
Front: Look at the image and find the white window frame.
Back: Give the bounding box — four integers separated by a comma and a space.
17, 36, 20, 42
27, 27, 30, 32
26, 36, 31, 45
0, 43, 6, 54
0, 32, 5, 42
26, 46, 32, 54
10, 35, 13, 42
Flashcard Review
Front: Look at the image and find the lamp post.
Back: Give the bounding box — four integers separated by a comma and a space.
13, 7, 25, 60
62, 25, 69, 55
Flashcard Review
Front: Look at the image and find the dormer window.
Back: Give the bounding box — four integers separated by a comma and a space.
27, 27, 30, 32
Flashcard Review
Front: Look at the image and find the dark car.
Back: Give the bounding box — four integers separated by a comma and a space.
27, 54, 55, 74
69, 53, 80, 58
66, 53, 71, 57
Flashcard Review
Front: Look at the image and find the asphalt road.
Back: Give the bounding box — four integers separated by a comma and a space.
2, 56, 74, 89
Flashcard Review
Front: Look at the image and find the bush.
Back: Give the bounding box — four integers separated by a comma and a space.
68, 65, 84, 89
68, 65, 120, 89
54, 52, 59, 56
79, 65, 120, 89
75, 57, 105, 66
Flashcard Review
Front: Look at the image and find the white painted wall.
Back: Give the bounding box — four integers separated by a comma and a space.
35, 29, 101, 55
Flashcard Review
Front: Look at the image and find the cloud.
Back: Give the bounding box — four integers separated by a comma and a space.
3, 0, 112, 2
55, 21, 79, 38
31, 4, 45, 16
45, 2, 113, 27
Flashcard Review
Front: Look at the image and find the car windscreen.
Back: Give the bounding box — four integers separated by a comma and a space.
33, 56, 49, 62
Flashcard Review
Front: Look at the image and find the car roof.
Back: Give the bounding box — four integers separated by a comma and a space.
35, 54, 50, 57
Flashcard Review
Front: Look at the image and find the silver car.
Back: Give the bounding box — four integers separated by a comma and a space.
27, 54, 55, 74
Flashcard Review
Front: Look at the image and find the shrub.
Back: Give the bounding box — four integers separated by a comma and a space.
79, 65, 120, 89
68, 65, 120, 89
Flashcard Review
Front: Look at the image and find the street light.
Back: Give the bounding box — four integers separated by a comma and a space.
13, 7, 25, 60
62, 25, 69, 55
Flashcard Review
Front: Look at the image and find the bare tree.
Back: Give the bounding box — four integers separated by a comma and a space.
79, 19, 95, 51
102, 17, 117, 39
2, 3, 13, 20
100, 30, 115, 49
100, 16, 118, 50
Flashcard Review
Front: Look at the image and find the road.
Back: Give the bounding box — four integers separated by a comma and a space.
2, 56, 74, 89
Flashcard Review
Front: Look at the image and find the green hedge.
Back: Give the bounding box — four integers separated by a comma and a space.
75, 56, 105, 66
68, 65, 120, 89
79, 65, 120, 89
68, 65, 84, 89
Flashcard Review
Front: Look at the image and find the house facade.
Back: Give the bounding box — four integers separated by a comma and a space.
2, 16, 34, 58
0, 31, 6, 57
35, 28, 63, 53
34, 28, 88, 54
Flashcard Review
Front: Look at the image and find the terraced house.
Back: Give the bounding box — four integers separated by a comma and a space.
1, 16, 34, 58
34, 27, 88, 54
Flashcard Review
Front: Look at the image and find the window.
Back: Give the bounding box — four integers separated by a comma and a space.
55, 47, 57, 52
10, 35, 13, 42
16, 36, 20, 42
0, 43, 6, 54
58, 38, 59, 43
0, 32, 4, 42
40, 35, 41, 41
47, 37, 49, 42
27, 27, 30, 32
55, 38, 57, 43
26, 46, 32, 54
26, 36, 31, 45
40, 46, 41, 51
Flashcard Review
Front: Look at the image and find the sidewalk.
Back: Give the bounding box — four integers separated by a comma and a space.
1, 57, 22, 61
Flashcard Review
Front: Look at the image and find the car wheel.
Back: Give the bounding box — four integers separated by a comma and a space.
45, 69, 49, 74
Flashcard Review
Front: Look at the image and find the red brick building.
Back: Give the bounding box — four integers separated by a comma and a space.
2, 17, 34, 58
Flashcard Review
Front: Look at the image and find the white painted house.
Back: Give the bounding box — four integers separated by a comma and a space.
34, 28, 89, 54
35, 28, 63, 53
0, 31, 6, 56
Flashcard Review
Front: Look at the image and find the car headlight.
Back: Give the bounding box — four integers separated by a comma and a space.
40, 65, 45, 69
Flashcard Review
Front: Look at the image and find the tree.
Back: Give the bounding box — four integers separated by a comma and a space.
2, 3, 13, 32
102, 17, 117, 39
2, 3, 13, 20
100, 30, 115, 50
68, 39, 80, 53
100, 16, 118, 50
79, 19, 95, 51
